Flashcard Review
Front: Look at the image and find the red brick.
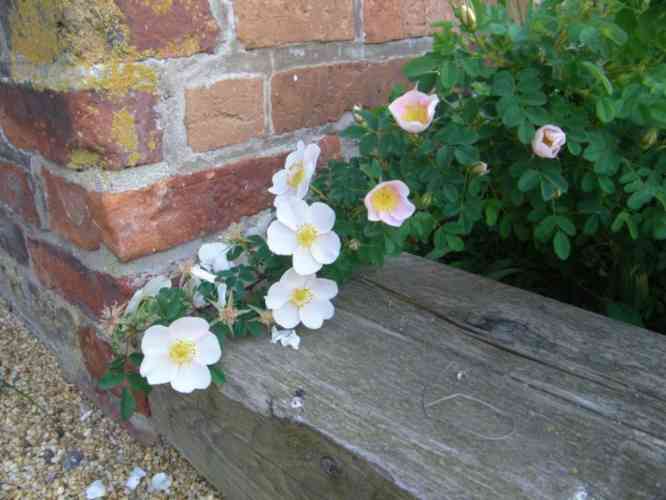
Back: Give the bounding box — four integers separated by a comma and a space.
235, 0, 354, 48
88, 136, 340, 261
364, 0, 454, 43
114, 0, 220, 58
42, 169, 102, 251
0, 164, 39, 224
271, 59, 410, 133
28, 239, 133, 317
0, 83, 162, 170
186, 78, 265, 153
79, 327, 150, 417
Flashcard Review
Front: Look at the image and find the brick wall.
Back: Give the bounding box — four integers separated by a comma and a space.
0, 0, 452, 437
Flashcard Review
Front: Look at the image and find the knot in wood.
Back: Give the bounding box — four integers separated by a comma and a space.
320, 456, 342, 477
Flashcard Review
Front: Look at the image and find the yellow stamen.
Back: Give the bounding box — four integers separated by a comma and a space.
543, 131, 555, 148
169, 339, 197, 365
371, 185, 399, 212
291, 288, 313, 307
296, 224, 318, 248
402, 104, 429, 125
287, 161, 306, 188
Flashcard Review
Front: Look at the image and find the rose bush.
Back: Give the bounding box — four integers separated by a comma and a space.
325, 0, 666, 330
99, 0, 666, 419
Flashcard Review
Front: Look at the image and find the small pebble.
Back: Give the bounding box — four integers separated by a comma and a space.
85, 480, 106, 499
149, 472, 173, 492
126, 466, 146, 491
63, 449, 84, 471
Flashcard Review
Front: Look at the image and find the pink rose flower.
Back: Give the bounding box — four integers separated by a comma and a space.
532, 125, 566, 159
388, 89, 439, 134
364, 180, 416, 227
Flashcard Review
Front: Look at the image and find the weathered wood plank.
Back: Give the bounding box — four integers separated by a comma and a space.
151, 255, 666, 500
363, 254, 666, 403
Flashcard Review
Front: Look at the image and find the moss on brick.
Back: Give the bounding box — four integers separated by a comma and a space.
8, 0, 64, 65
111, 109, 140, 167
82, 61, 158, 95
68, 149, 102, 170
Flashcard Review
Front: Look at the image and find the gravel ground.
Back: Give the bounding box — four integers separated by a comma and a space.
0, 298, 222, 499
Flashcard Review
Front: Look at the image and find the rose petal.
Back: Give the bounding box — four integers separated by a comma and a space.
267, 221, 298, 255
141, 355, 177, 385
309, 202, 336, 233
171, 363, 211, 393
273, 302, 301, 329
265, 281, 291, 309
310, 232, 341, 265
169, 317, 210, 342
293, 246, 322, 275
141, 325, 170, 356
276, 197, 309, 231
309, 277, 338, 300
194, 333, 222, 366
300, 299, 334, 329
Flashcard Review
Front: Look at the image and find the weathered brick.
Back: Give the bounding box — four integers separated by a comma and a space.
88, 136, 340, 261
2, 0, 219, 66
114, 0, 220, 58
28, 238, 133, 317
235, 0, 354, 49
79, 327, 150, 417
0, 163, 39, 224
0, 208, 29, 265
271, 59, 410, 133
0, 83, 162, 170
186, 78, 265, 153
42, 169, 101, 251
364, 0, 454, 43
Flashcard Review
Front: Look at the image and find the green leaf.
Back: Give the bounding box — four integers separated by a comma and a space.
649, 102, 666, 126
583, 215, 600, 235
128, 353, 144, 368
127, 373, 151, 393
439, 61, 461, 90
98, 370, 125, 390
518, 169, 540, 192
596, 97, 616, 123
518, 121, 534, 145
627, 188, 654, 210
598, 176, 615, 194
492, 71, 514, 96
606, 302, 644, 327
120, 387, 136, 421
581, 61, 613, 95
446, 234, 465, 252
247, 321, 265, 337
403, 55, 439, 79
553, 231, 571, 260
209, 365, 226, 385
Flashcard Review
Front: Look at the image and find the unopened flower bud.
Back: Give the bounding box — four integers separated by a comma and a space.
421, 192, 434, 207
641, 128, 658, 150
470, 161, 489, 176
554, 189, 562, 199
348, 239, 361, 251
459, 4, 477, 31
352, 105, 365, 125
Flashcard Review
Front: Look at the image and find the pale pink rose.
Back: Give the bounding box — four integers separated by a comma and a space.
364, 180, 416, 227
532, 125, 566, 159
388, 89, 439, 134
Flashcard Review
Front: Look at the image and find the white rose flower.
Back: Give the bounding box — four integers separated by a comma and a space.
198, 242, 233, 273
125, 275, 171, 315
265, 268, 338, 329
266, 197, 341, 275
268, 141, 321, 201
271, 326, 301, 350
139, 317, 222, 394
191, 242, 235, 307
532, 125, 566, 159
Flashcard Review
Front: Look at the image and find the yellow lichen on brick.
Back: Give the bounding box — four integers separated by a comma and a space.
9, 0, 66, 65
144, 0, 174, 15
111, 109, 140, 167
83, 61, 158, 95
68, 149, 102, 169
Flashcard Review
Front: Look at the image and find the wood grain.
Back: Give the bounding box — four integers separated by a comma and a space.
151, 254, 666, 500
